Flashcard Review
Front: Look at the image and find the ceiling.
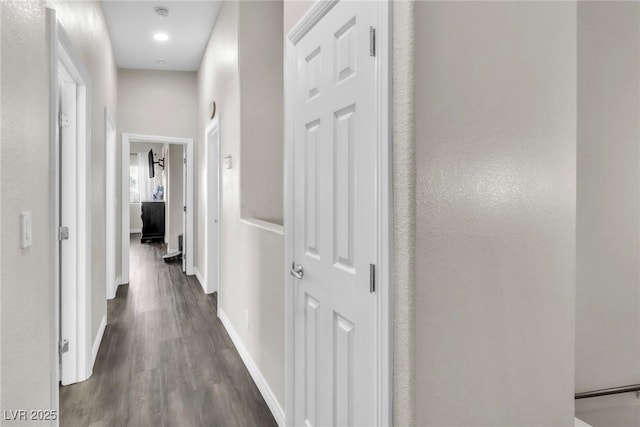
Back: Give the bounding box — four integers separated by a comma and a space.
102, 1, 222, 72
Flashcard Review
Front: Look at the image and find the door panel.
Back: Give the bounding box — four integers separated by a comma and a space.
293, 2, 378, 425
206, 125, 220, 294
60, 78, 77, 386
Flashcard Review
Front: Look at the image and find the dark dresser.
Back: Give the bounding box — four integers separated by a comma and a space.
141, 201, 165, 243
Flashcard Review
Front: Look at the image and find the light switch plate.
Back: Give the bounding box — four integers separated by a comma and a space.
20, 211, 32, 248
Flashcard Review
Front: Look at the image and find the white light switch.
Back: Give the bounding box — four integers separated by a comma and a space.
20, 211, 32, 248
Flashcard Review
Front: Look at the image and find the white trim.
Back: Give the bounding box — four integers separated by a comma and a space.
115, 276, 125, 286
286, 0, 339, 44
105, 108, 116, 302
90, 315, 106, 371
239, 217, 284, 235
130, 228, 142, 234
284, 18, 296, 423
167, 247, 179, 253
284, 1, 393, 423
47, 9, 60, 424
205, 116, 221, 295
50, 10, 93, 390
375, 2, 393, 424
121, 133, 195, 286
218, 309, 285, 426
110, 276, 120, 299
194, 267, 207, 294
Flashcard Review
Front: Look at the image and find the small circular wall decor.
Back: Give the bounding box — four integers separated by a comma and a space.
209, 101, 217, 119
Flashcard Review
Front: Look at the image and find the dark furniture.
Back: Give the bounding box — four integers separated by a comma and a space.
141, 201, 165, 243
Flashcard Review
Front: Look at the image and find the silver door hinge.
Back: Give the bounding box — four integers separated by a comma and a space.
59, 112, 69, 128
58, 226, 69, 241
369, 26, 376, 57
370, 264, 376, 293
59, 339, 69, 354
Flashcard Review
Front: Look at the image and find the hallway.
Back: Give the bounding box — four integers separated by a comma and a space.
60, 235, 276, 426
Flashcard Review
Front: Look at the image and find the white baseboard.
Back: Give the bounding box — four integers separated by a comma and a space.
130, 228, 141, 234
91, 315, 107, 371
194, 267, 208, 293
218, 309, 285, 426
108, 277, 122, 300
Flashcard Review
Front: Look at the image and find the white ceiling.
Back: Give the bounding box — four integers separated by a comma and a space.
102, 1, 222, 71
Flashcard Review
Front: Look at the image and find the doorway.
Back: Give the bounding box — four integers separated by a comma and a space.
49, 10, 92, 390
121, 133, 195, 287
284, 0, 392, 424
205, 116, 221, 295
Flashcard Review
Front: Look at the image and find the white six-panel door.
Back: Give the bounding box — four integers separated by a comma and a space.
292, 2, 378, 425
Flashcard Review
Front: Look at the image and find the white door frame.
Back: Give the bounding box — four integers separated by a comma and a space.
105, 108, 117, 299
49, 6, 93, 399
204, 116, 221, 295
121, 133, 195, 285
284, 1, 392, 424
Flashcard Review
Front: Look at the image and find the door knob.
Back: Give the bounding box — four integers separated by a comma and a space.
290, 262, 304, 279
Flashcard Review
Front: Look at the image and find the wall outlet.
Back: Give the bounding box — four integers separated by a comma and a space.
245, 309, 250, 330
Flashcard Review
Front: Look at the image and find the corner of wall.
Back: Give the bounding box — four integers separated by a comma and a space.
392, 1, 416, 425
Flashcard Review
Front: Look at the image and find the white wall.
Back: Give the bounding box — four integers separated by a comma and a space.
1, 0, 117, 416
197, 0, 285, 409
414, 2, 576, 425
116, 69, 197, 275
1, 2, 52, 416
283, 0, 313, 36
129, 143, 164, 233
239, 2, 284, 224
166, 144, 184, 252
576, 1, 640, 395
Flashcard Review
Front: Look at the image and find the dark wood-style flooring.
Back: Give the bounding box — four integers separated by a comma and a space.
60, 234, 277, 426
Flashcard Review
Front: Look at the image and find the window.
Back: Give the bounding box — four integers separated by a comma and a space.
130, 155, 140, 203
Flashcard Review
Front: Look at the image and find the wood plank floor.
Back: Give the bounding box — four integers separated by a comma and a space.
60, 234, 277, 427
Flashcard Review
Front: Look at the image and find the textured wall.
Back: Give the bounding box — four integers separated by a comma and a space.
1, 0, 117, 418
239, 2, 284, 224
576, 1, 640, 393
392, 2, 415, 425
1, 2, 52, 418
414, 2, 576, 425
197, 0, 286, 408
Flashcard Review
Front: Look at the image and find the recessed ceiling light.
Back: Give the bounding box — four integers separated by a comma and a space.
154, 33, 169, 42
157, 60, 166, 65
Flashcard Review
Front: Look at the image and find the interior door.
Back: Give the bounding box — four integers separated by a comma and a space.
206, 123, 220, 294
59, 74, 78, 386
292, 2, 378, 425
